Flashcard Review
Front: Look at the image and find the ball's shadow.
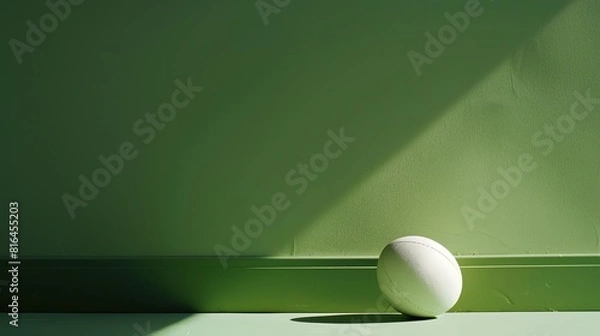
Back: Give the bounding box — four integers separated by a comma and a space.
291, 314, 435, 324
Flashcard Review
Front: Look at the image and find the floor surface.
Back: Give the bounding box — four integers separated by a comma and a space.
1, 312, 599, 335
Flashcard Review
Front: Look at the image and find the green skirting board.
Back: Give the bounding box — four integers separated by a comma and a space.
1, 255, 599, 313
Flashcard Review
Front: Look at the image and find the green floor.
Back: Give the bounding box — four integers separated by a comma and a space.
2, 312, 599, 335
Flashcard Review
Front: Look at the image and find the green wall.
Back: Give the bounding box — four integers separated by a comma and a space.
2, 0, 600, 260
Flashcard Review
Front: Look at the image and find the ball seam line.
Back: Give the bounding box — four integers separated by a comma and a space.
380, 253, 438, 316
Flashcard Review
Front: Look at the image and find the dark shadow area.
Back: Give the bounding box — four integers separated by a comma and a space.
0, 258, 196, 313
292, 314, 434, 324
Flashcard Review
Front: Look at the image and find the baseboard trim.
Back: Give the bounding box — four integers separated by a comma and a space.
1, 255, 599, 313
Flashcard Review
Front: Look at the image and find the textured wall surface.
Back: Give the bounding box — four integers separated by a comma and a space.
2, 0, 599, 258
